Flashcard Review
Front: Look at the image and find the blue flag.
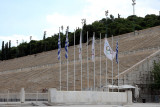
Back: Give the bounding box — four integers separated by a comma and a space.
65, 30, 69, 59
116, 41, 118, 64
58, 30, 61, 60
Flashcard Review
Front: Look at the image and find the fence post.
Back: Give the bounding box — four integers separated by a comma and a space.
20, 88, 25, 103
7, 90, 9, 102
48, 88, 57, 103
36, 91, 38, 103
126, 90, 132, 104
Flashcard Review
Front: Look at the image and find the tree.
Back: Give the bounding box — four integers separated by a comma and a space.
43, 31, 46, 40
110, 14, 114, 21
151, 61, 160, 89
0, 14, 160, 60
8, 40, 11, 59
118, 13, 121, 18
1, 41, 4, 61
4, 42, 8, 60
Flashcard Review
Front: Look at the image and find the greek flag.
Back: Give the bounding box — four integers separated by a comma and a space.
92, 35, 95, 61
116, 41, 118, 64
58, 30, 61, 60
65, 30, 69, 59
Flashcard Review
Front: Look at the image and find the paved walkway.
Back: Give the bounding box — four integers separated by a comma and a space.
0, 102, 160, 107
51, 103, 160, 107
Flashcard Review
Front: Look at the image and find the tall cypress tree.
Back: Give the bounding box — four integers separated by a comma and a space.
1, 41, 4, 61
43, 31, 46, 40
5, 42, 8, 60
9, 40, 11, 59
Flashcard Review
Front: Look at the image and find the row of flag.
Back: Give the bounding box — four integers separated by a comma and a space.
58, 31, 119, 63
58, 27, 69, 60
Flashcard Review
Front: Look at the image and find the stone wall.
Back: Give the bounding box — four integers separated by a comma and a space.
118, 50, 160, 102
48, 88, 132, 105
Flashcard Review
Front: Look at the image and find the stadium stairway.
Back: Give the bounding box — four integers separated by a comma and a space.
0, 26, 160, 92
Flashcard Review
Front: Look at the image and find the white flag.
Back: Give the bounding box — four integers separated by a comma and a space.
79, 32, 82, 60
92, 35, 95, 61
104, 38, 116, 61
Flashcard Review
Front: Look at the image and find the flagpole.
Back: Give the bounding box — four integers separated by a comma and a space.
93, 32, 95, 91
105, 10, 108, 92
59, 28, 61, 91
60, 28, 62, 91
81, 19, 85, 91
67, 27, 69, 91
74, 30, 76, 91
105, 34, 108, 92
79, 29, 82, 91
100, 33, 101, 90
67, 47, 68, 91
87, 31, 89, 90
118, 59, 119, 92
117, 40, 119, 92
112, 35, 113, 92
81, 31, 83, 91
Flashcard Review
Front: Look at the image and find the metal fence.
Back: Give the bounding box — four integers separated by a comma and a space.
0, 93, 20, 102
0, 92, 48, 102
25, 93, 48, 101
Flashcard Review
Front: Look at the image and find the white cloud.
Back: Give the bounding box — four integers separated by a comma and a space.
45, 13, 82, 35
82, 0, 159, 18
1, 0, 159, 49
44, 0, 159, 35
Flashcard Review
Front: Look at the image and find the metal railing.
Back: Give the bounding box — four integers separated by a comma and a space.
116, 49, 160, 78
0, 92, 48, 102
25, 93, 48, 101
0, 93, 20, 102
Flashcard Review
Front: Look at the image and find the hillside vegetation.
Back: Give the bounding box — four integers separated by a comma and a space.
0, 14, 160, 60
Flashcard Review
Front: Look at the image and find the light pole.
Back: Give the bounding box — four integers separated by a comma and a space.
132, 0, 136, 35
81, 19, 86, 43
16, 40, 18, 57
30, 36, 32, 55
132, 0, 136, 15
44, 31, 47, 51
105, 10, 108, 37
61, 26, 63, 34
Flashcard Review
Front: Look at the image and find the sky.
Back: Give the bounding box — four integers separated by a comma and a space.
0, 0, 159, 47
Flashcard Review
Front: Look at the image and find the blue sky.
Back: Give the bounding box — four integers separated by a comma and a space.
0, 0, 159, 47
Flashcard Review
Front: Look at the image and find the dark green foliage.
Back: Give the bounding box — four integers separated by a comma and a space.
43, 31, 46, 40
1, 41, 4, 60
150, 61, 160, 89
8, 40, 11, 59
0, 14, 160, 60
4, 42, 8, 60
